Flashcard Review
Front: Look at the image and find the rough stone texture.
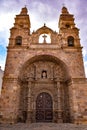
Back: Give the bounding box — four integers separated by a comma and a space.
0, 123, 87, 130
0, 6, 87, 124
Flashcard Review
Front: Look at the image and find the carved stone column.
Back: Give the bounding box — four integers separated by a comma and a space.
26, 78, 32, 123
57, 81, 63, 123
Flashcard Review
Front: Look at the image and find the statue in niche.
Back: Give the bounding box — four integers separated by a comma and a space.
41, 70, 47, 78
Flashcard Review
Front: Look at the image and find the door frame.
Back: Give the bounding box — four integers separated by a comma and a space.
36, 92, 53, 122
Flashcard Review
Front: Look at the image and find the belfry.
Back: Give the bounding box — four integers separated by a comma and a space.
0, 6, 87, 124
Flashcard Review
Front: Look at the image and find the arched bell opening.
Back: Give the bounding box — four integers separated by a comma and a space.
39, 33, 51, 44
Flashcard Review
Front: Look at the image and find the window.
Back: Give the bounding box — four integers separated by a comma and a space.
15, 36, 22, 45
67, 36, 74, 46
39, 34, 51, 44
65, 24, 70, 28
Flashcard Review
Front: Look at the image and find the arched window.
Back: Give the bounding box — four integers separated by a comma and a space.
65, 24, 70, 28
15, 36, 22, 45
67, 36, 74, 46
39, 34, 51, 44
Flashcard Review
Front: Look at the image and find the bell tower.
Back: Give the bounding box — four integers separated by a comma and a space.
14, 7, 31, 29
59, 6, 80, 47
9, 7, 31, 47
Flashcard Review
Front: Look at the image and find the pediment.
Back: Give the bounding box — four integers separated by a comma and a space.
36, 24, 54, 35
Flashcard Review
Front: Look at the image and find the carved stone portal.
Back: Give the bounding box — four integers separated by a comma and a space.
18, 59, 71, 123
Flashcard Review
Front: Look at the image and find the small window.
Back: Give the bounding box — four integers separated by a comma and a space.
15, 36, 22, 45
65, 24, 70, 28
68, 36, 74, 46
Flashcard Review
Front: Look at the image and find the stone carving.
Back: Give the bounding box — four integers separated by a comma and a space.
21, 61, 65, 81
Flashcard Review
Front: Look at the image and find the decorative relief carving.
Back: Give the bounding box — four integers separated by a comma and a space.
21, 61, 65, 81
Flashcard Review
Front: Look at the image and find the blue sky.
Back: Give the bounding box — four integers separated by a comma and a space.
0, 0, 87, 77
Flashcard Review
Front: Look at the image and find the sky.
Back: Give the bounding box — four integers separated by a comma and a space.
0, 0, 87, 77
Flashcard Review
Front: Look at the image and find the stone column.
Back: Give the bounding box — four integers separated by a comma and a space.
26, 78, 32, 123
57, 81, 63, 123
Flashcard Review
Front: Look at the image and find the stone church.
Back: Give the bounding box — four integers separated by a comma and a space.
0, 6, 87, 124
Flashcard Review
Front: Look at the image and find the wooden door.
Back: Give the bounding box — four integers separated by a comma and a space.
36, 92, 53, 122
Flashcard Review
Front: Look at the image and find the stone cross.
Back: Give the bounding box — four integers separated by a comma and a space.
42, 34, 47, 43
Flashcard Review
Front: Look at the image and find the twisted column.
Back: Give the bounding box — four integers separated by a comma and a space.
26, 78, 32, 123
57, 81, 63, 123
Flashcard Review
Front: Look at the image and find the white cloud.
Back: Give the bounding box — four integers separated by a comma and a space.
29, 1, 58, 32
84, 61, 87, 77
82, 49, 87, 57
0, 55, 6, 70
82, 49, 87, 77
0, 12, 16, 46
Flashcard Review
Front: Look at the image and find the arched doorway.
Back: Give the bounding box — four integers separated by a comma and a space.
36, 92, 53, 122
19, 55, 72, 123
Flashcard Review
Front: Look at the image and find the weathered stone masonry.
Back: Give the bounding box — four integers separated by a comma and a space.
0, 6, 87, 124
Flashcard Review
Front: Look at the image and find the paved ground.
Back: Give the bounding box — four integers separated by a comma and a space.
0, 123, 87, 130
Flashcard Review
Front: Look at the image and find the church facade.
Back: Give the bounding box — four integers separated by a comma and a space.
0, 6, 87, 124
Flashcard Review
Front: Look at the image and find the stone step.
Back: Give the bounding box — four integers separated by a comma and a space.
0, 123, 87, 130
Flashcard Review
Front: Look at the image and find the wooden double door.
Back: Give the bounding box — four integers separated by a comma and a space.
36, 92, 53, 122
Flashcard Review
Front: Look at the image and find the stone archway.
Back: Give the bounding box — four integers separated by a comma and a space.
18, 55, 72, 123
36, 92, 53, 122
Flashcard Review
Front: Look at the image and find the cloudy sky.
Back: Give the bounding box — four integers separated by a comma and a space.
0, 0, 87, 77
